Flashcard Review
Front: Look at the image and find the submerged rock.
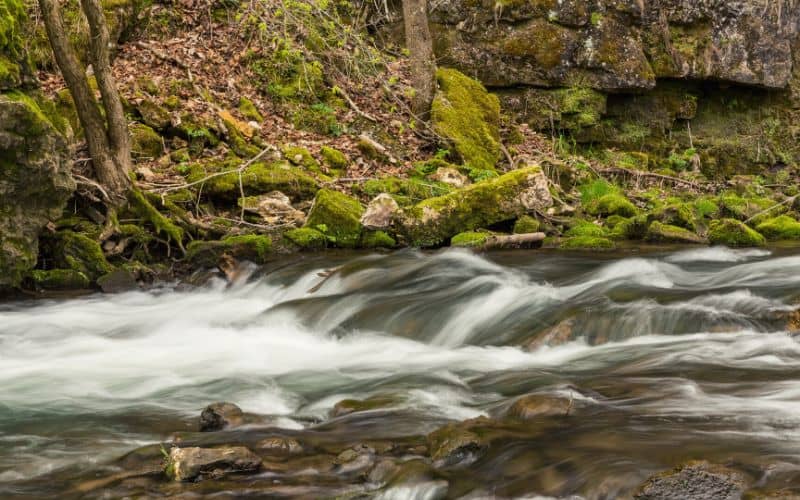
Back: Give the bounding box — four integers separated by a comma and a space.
635, 461, 750, 500
165, 446, 261, 481
506, 394, 573, 420
427, 420, 486, 465
199, 402, 244, 431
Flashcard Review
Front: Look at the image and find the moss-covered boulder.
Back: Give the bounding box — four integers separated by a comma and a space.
304, 189, 364, 248
755, 215, 800, 240
513, 215, 540, 234
559, 236, 616, 251
360, 230, 396, 249
432, 68, 501, 171
186, 159, 319, 201
320, 146, 348, 171
645, 221, 706, 244
0, 91, 75, 289
53, 231, 113, 281
284, 227, 327, 250
451, 231, 490, 248
186, 234, 272, 267
25, 269, 90, 291
0, 0, 29, 89
586, 193, 638, 217
400, 166, 553, 247
130, 123, 164, 159
708, 219, 766, 247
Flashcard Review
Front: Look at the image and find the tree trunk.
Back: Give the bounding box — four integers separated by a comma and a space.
80, 0, 132, 178
37, 0, 131, 202
402, 0, 436, 120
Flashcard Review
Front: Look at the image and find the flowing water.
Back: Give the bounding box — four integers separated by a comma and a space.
1, 247, 800, 498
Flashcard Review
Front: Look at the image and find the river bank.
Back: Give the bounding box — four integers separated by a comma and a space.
1, 248, 799, 498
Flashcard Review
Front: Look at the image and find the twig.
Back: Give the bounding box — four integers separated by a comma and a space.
73, 174, 111, 202
334, 85, 378, 122
499, 142, 515, 169
151, 146, 274, 194
599, 166, 703, 190
744, 195, 799, 224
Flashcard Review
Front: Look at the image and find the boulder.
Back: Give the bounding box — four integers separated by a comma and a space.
199, 402, 244, 431
635, 461, 750, 500
239, 191, 305, 226
506, 394, 572, 420
0, 92, 75, 289
361, 193, 400, 230
708, 219, 766, 247
432, 68, 501, 171
304, 189, 364, 248
165, 446, 261, 481
645, 221, 706, 244
426, 421, 485, 465
400, 165, 552, 247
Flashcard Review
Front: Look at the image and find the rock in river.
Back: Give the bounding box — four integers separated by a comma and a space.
199, 402, 244, 431
635, 461, 750, 500
166, 446, 262, 481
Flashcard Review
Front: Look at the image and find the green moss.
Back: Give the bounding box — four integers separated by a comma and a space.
360, 176, 451, 205
185, 234, 272, 266
513, 215, 540, 234
320, 146, 348, 170
451, 231, 490, 248
565, 221, 608, 238
708, 219, 766, 247
360, 230, 396, 249
718, 194, 782, 224
238, 97, 263, 122
128, 190, 185, 251
559, 236, 615, 250
136, 99, 171, 130
401, 166, 547, 247
304, 189, 364, 248
186, 158, 319, 201
586, 193, 638, 217
652, 202, 697, 231
26, 269, 90, 290
645, 221, 705, 244
755, 215, 800, 240
609, 214, 649, 240
285, 227, 327, 250
55, 231, 113, 280
0, 0, 25, 89
282, 145, 319, 170
578, 180, 619, 204
432, 68, 501, 171
175, 114, 219, 153
130, 123, 164, 159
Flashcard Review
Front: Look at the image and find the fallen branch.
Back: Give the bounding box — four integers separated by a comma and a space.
599, 166, 703, 190
333, 85, 378, 122
479, 232, 546, 250
744, 195, 799, 224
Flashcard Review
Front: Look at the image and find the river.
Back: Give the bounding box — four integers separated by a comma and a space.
1, 247, 799, 498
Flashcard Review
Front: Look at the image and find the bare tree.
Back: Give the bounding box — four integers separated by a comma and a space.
402, 0, 436, 120
38, 0, 132, 203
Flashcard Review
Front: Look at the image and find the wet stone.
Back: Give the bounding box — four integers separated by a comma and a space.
635, 461, 750, 500
199, 402, 244, 431
166, 446, 262, 481
257, 436, 303, 455
506, 394, 573, 420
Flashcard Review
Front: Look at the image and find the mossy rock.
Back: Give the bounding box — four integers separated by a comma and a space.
755, 215, 800, 240
284, 227, 327, 250
136, 99, 171, 130
238, 97, 263, 122
186, 234, 272, 267
718, 194, 781, 224
0, 0, 27, 89
651, 203, 698, 231
360, 230, 396, 249
186, 159, 319, 201
451, 231, 490, 248
304, 189, 364, 248
513, 215, 540, 234
361, 176, 452, 205
128, 190, 185, 250
645, 221, 706, 244
586, 193, 638, 217
320, 146, 348, 171
565, 221, 608, 238
25, 269, 90, 291
400, 166, 552, 247
432, 68, 501, 171
54, 231, 113, 280
708, 219, 766, 247
130, 123, 164, 159
559, 236, 616, 250
282, 145, 319, 170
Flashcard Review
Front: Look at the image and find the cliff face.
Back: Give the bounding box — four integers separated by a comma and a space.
420, 0, 800, 176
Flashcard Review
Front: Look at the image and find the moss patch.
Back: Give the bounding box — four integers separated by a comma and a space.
186, 158, 319, 201
54, 231, 113, 280
645, 221, 705, 244
451, 231, 490, 248
755, 215, 800, 240
360, 230, 396, 249
304, 189, 364, 248
26, 269, 90, 290
513, 215, 540, 234
285, 227, 327, 250
586, 193, 638, 218
708, 219, 766, 247
130, 123, 164, 159
320, 146, 348, 171
186, 234, 272, 266
432, 68, 501, 171
559, 236, 615, 250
